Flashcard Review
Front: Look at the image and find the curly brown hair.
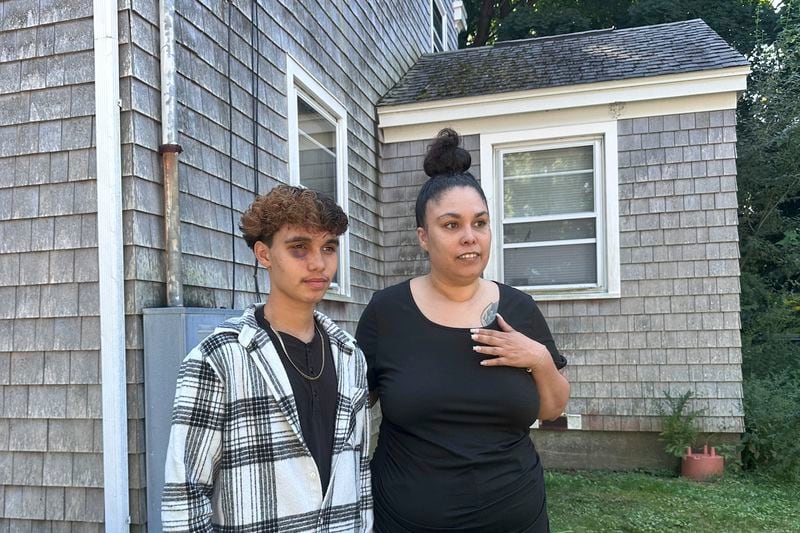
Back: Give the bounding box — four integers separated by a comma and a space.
239, 185, 348, 248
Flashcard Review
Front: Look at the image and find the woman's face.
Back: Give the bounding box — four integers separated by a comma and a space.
417, 186, 491, 284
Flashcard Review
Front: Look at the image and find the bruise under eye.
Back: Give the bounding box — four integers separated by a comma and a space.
288, 245, 308, 258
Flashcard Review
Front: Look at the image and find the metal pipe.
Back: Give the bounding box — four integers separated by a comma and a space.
162, 146, 183, 306
160, 0, 183, 306
93, 0, 131, 528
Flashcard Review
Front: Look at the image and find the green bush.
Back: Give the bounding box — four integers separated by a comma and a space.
742, 369, 800, 481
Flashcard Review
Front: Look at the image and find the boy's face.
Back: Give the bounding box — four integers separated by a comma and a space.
254, 225, 339, 305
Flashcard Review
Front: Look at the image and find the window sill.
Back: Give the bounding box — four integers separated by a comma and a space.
322, 290, 354, 303
522, 290, 621, 302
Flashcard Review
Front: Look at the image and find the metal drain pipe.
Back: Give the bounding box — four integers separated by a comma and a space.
160, 0, 183, 306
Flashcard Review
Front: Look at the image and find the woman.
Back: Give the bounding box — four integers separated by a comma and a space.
356, 129, 570, 532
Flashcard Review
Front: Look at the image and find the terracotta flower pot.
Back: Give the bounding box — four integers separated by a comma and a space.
681, 445, 724, 481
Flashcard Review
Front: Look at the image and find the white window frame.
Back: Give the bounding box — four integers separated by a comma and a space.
479, 122, 620, 300
431, 0, 448, 52
286, 55, 351, 299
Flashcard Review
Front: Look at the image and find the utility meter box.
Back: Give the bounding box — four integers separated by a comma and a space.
143, 307, 241, 533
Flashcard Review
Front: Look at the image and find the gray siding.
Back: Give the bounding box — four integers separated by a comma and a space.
379, 134, 481, 287
378, 111, 744, 434
161, 0, 439, 329
121, 0, 441, 528
0, 0, 104, 530
2, 0, 445, 529
120, 0, 163, 529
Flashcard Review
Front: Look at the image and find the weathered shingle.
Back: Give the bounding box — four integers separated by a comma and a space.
380, 19, 749, 106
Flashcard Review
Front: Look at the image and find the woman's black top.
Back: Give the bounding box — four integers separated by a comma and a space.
256, 305, 337, 494
356, 281, 566, 533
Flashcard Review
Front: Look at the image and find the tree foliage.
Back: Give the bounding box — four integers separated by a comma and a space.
737, 1, 800, 378
460, 0, 778, 55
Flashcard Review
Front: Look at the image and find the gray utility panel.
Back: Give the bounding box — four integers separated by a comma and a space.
143, 307, 241, 533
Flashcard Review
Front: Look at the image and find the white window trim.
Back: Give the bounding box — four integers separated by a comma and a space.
286, 55, 351, 299
480, 122, 620, 301
431, 0, 448, 52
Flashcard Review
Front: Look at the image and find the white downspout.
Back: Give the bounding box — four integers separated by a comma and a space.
93, 0, 131, 530
160, 0, 183, 306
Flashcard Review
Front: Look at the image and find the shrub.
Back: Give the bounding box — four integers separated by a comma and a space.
742, 369, 800, 481
659, 391, 703, 458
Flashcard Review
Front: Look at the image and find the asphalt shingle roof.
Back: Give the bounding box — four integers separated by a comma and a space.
380, 19, 749, 106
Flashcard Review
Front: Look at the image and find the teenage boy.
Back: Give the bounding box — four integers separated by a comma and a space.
162, 185, 372, 531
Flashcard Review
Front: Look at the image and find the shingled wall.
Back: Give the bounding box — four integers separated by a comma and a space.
0, 0, 104, 530
124, 0, 447, 529
1, 0, 455, 529
378, 111, 744, 441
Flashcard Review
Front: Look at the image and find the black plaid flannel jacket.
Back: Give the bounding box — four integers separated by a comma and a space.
162, 306, 373, 532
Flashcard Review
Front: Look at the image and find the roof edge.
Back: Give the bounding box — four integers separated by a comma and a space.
378, 65, 750, 130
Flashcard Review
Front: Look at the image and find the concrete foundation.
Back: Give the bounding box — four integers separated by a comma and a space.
531, 430, 741, 471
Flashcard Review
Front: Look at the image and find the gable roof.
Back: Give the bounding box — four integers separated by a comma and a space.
380, 19, 749, 107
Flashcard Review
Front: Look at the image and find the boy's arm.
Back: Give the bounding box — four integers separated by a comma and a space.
161, 351, 226, 532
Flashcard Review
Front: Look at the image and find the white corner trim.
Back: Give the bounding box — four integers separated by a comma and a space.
480, 122, 620, 300
378, 66, 749, 130
452, 0, 467, 34
94, 0, 130, 530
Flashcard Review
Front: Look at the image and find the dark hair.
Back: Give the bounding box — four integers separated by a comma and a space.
415, 128, 487, 228
239, 184, 348, 248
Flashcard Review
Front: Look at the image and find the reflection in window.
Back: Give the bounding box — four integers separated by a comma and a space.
297, 97, 336, 199
431, 0, 445, 52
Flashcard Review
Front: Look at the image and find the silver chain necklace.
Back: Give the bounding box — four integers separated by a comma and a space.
268, 322, 326, 381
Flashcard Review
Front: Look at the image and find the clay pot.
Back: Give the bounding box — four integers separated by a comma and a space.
681, 445, 724, 481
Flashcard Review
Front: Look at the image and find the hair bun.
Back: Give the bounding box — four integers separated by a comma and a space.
423, 128, 471, 178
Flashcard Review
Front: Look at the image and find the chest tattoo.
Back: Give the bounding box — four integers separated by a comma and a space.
481, 301, 499, 326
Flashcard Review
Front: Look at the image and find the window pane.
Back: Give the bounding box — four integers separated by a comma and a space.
503, 218, 596, 244
502, 145, 594, 218
297, 97, 336, 199
503, 146, 593, 177
503, 171, 594, 217
432, 2, 444, 51
504, 243, 597, 286
298, 98, 335, 152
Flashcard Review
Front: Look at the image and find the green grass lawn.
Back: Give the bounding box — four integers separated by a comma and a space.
546, 471, 800, 532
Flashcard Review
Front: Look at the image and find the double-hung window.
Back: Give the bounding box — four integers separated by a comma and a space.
481, 124, 620, 300
286, 56, 350, 297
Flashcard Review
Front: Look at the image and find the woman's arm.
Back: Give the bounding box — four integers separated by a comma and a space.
471, 313, 570, 421
355, 298, 380, 407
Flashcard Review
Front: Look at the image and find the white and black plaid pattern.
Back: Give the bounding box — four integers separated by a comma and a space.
162, 306, 373, 532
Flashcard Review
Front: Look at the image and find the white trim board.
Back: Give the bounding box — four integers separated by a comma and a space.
381, 91, 740, 144
378, 66, 748, 143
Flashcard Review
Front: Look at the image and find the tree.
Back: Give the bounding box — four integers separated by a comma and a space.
459, 0, 778, 56
737, 0, 800, 377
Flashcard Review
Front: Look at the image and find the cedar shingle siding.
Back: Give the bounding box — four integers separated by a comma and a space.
0, 0, 104, 529
379, 112, 744, 435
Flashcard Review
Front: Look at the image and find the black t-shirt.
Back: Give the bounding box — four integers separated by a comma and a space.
356, 280, 566, 533
256, 305, 337, 495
